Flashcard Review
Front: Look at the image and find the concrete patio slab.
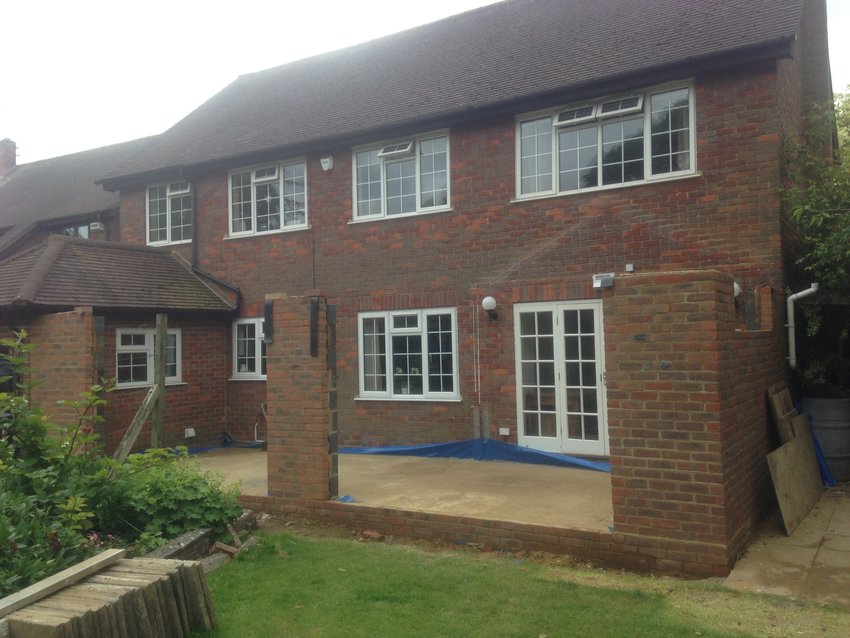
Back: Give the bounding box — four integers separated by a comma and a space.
195, 447, 850, 607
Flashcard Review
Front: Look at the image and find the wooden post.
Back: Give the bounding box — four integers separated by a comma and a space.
151, 314, 167, 448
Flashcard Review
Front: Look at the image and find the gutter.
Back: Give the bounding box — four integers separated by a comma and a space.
787, 284, 819, 369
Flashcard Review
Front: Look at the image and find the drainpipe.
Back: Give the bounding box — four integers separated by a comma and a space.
787, 283, 819, 369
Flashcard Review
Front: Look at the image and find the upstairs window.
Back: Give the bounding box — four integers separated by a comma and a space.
353, 133, 450, 220
229, 161, 307, 236
517, 84, 693, 198
115, 328, 181, 388
358, 308, 458, 400
147, 181, 192, 245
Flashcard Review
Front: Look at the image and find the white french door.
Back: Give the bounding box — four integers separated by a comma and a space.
514, 300, 609, 456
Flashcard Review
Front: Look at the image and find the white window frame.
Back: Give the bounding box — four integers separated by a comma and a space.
515, 81, 695, 199
351, 131, 451, 221
228, 159, 308, 237
146, 181, 193, 246
232, 318, 266, 380
115, 328, 182, 389
357, 308, 459, 401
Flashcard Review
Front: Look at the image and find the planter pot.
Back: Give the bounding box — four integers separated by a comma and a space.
801, 397, 850, 482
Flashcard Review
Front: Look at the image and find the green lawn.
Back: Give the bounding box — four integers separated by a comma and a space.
195, 532, 850, 637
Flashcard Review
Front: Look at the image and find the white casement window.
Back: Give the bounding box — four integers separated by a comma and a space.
115, 329, 181, 388
358, 308, 458, 400
229, 161, 307, 236
516, 83, 694, 198
232, 319, 266, 380
146, 181, 192, 245
352, 133, 450, 220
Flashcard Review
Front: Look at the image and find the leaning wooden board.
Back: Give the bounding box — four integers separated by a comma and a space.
767, 416, 823, 535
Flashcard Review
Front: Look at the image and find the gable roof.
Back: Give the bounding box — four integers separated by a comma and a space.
0, 137, 152, 229
101, 0, 804, 188
0, 235, 237, 314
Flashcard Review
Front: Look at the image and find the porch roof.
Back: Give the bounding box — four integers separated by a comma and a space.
0, 235, 238, 314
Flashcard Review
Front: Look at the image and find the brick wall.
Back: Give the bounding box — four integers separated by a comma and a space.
101, 314, 229, 453
117, 61, 797, 446
26, 307, 96, 428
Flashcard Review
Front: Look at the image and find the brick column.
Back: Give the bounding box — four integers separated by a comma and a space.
265, 293, 335, 501
606, 271, 730, 573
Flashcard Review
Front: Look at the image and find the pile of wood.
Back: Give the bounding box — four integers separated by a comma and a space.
766, 383, 823, 535
0, 550, 215, 638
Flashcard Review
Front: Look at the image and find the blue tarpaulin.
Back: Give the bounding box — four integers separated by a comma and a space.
341, 438, 610, 473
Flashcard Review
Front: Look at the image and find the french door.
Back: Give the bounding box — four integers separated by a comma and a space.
514, 300, 608, 456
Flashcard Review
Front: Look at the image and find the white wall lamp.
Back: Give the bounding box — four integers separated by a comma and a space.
482, 296, 498, 321
320, 155, 333, 172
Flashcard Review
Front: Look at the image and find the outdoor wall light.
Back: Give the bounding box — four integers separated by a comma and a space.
482, 296, 498, 320
320, 155, 333, 171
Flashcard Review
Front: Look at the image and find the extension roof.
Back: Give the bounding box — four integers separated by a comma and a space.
101, 0, 804, 188
0, 137, 152, 228
0, 235, 237, 314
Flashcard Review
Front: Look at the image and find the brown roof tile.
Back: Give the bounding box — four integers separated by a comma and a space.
0, 137, 153, 228
0, 236, 237, 313
102, 0, 803, 187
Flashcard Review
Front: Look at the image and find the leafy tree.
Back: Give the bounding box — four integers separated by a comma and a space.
783, 91, 850, 395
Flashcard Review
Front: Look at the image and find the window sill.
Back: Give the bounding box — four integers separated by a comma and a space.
511, 171, 702, 204
225, 225, 311, 240
115, 381, 186, 391
355, 395, 462, 403
229, 376, 267, 382
348, 207, 453, 224
146, 239, 192, 248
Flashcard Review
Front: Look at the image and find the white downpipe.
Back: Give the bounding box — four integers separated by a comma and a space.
787, 283, 819, 369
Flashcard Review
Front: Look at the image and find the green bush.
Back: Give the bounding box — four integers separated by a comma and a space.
0, 332, 241, 597
98, 448, 241, 552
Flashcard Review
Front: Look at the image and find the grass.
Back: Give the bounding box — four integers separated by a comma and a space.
194, 532, 850, 637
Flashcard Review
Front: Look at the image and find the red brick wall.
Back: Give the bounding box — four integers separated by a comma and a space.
26, 307, 96, 427
118, 61, 796, 447
101, 314, 229, 453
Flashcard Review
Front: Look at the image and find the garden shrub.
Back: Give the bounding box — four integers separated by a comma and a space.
0, 332, 241, 597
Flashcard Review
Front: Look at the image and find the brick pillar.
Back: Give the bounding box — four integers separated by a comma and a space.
606, 271, 731, 572
265, 293, 335, 501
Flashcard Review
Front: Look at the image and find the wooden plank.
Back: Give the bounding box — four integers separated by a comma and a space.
767, 418, 824, 535
776, 408, 797, 444
0, 549, 125, 617
112, 384, 161, 464
152, 313, 167, 448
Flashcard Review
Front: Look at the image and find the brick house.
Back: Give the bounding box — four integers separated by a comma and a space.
9, 0, 832, 573
0, 138, 151, 258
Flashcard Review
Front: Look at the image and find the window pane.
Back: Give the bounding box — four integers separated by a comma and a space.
356, 150, 382, 216
255, 182, 281, 232
426, 313, 453, 392
520, 117, 553, 194
231, 172, 253, 232
419, 136, 448, 208
386, 158, 415, 215
392, 335, 423, 395
147, 186, 168, 243
651, 88, 690, 175
362, 317, 387, 392
236, 323, 257, 373
602, 117, 644, 185
559, 126, 598, 192
170, 194, 192, 242
283, 163, 306, 226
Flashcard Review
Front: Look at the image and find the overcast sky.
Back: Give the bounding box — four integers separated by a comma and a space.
4, 0, 849, 164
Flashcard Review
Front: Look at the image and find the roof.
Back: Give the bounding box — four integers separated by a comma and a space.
0, 137, 153, 228
0, 235, 237, 314
102, 0, 804, 187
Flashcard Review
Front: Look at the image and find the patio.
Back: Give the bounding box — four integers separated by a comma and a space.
195, 447, 614, 531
